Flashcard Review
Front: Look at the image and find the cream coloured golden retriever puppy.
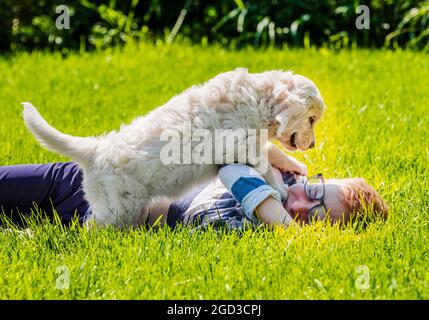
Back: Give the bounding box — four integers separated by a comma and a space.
22, 68, 325, 228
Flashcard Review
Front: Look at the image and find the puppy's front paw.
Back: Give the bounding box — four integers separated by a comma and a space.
291, 162, 308, 177
282, 159, 308, 177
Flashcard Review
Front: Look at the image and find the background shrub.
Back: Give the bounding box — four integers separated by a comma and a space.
0, 0, 428, 53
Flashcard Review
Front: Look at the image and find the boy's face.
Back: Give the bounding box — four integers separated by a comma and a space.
284, 180, 350, 225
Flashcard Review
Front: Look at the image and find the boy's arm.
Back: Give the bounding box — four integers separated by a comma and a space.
218, 163, 295, 227
254, 196, 294, 226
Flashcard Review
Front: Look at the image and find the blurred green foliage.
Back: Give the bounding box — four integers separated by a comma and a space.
0, 0, 428, 53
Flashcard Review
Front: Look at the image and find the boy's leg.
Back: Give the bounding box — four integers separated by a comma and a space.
0, 162, 89, 225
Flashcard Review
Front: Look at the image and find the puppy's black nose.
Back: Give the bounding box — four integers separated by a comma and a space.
309, 141, 315, 148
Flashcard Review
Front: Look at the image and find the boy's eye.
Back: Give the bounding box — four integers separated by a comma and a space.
310, 185, 322, 199
309, 117, 315, 125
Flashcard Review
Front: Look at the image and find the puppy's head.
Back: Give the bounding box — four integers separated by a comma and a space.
270, 72, 326, 151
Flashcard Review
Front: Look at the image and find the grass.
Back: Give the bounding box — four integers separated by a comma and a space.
0, 43, 428, 299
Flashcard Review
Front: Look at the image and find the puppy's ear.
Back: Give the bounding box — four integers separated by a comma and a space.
275, 109, 290, 138
273, 82, 289, 101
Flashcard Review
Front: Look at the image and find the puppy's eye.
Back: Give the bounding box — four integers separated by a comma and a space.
309, 117, 315, 125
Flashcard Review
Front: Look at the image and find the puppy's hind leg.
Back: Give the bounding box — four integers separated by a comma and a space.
85, 204, 141, 229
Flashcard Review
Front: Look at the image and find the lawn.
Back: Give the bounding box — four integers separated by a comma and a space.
0, 43, 428, 299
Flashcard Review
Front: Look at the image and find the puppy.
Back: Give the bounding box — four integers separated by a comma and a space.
22, 68, 325, 227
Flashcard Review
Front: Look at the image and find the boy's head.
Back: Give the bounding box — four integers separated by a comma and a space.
284, 175, 388, 225
334, 177, 389, 223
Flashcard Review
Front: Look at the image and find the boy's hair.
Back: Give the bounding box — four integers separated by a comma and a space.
336, 178, 389, 222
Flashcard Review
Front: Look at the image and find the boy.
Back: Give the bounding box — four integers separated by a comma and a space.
0, 162, 388, 229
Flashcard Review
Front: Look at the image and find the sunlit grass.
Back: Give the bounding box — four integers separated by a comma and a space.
0, 43, 428, 299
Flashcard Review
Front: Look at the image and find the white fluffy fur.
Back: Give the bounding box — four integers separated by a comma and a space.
22, 68, 325, 228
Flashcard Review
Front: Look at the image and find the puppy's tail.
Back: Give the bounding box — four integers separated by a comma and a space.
22, 102, 96, 165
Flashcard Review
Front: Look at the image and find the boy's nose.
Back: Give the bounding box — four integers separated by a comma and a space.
290, 201, 310, 216
290, 202, 311, 223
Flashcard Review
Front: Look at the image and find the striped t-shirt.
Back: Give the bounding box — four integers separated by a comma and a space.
165, 163, 297, 230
